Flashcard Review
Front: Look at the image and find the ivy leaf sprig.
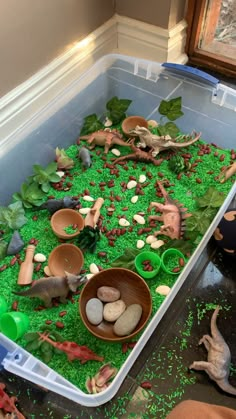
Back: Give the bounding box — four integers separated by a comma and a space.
106, 96, 132, 125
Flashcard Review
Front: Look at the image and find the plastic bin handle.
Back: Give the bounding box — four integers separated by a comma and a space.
162, 63, 219, 87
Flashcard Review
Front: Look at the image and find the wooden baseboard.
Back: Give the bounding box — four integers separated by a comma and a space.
0, 15, 188, 142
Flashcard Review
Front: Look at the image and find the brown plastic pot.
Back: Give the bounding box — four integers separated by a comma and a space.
79, 267, 152, 343
48, 243, 84, 276
121, 116, 148, 137
50, 209, 84, 239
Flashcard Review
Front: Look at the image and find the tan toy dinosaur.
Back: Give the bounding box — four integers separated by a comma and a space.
148, 181, 191, 240
79, 129, 131, 154
131, 126, 201, 157
189, 306, 236, 396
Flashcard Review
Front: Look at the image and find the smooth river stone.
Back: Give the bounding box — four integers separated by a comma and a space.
85, 298, 103, 325
97, 286, 120, 302
103, 300, 126, 322
113, 304, 143, 336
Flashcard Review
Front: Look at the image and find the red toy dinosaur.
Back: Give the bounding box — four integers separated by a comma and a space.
38, 333, 104, 363
0, 383, 25, 419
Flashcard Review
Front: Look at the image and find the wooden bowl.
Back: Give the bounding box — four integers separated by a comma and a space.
121, 116, 148, 137
48, 243, 84, 276
79, 268, 152, 342
50, 209, 84, 239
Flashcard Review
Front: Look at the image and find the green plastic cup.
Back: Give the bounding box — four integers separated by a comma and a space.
161, 248, 186, 275
0, 312, 30, 341
0, 296, 8, 318
135, 251, 162, 279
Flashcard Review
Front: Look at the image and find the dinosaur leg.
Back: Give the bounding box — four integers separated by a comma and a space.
104, 143, 110, 154
148, 215, 164, 222
199, 334, 212, 351
148, 202, 163, 212
59, 295, 68, 304
190, 361, 226, 381
42, 298, 53, 308
189, 360, 212, 372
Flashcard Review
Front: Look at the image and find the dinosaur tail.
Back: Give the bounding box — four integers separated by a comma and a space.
217, 378, 236, 395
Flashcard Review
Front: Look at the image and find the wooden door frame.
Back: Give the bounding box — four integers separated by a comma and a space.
186, 0, 236, 77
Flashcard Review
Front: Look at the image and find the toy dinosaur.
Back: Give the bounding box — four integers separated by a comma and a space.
36, 196, 80, 214
189, 306, 236, 396
78, 146, 92, 168
148, 181, 191, 239
0, 383, 25, 419
112, 139, 163, 166
79, 129, 131, 154
131, 126, 201, 157
13, 272, 86, 307
38, 332, 104, 363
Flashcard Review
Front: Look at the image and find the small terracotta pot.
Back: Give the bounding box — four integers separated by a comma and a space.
50, 209, 84, 239
79, 267, 152, 343
121, 116, 148, 137
48, 243, 84, 276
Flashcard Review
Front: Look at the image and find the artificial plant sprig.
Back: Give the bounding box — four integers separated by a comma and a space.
31, 162, 61, 193
13, 181, 46, 208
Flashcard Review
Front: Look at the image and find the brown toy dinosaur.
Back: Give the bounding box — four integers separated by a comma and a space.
147, 181, 191, 239
79, 129, 131, 154
112, 139, 163, 166
13, 272, 86, 307
131, 126, 201, 157
0, 383, 25, 419
189, 306, 236, 396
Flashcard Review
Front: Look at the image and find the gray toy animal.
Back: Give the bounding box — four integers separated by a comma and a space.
78, 146, 92, 168
37, 196, 80, 214
189, 306, 236, 395
13, 271, 86, 307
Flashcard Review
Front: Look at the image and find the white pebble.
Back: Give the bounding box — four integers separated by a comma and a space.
56, 171, 65, 178
133, 214, 145, 225
79, 208, 91, 215
89, 263, 99, 274
150, 240, 165, 249
155, 285, 171, 296
83, 195, 94, 202
86, 274, 94, 280
139, 174, 146, 183
111, 148, 121, 157
107, 207, 115, 212
127, 180, 137, 189
146, 235, 157, 244
147, 119, 158, 128
119, 218, 130, 227
137, 240, 145, 249
131, 195, 138, 204
34, 253, 46, 263
104, 117, 113, 127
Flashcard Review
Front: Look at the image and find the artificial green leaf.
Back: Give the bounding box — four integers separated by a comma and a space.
164, 122, 180, 137
41, 350, 53, 363
49, 173, 61, 183
0, 201, 27, 230
0, 240, 7, 260
156, 125, 167, 136
45, 162, 57, 174
32, 162, 60, 192
13, 181, 46, 208
158, 97, 184, 121
111, 248, 140, 269
25, 339, 42, 351
106, 96, 132, 124
80, 114, 103, 136
24, 332, 39, 342
41, 341, 52, 353
164, 239, 194, 254
186, 209, 214, 235
195, 187, 226, 209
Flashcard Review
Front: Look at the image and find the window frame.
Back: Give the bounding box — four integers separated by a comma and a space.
186, 0, 236, 77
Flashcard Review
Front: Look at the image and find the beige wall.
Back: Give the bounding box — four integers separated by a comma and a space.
115, 0, 186, 28
0, 0, 187, 98
0, 0, 114, 97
